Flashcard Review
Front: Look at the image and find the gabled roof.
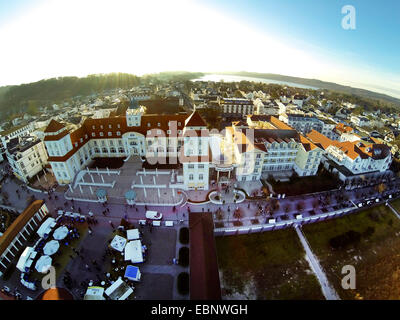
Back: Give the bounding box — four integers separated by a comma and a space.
306, 130, 334, 150
0, 200, 45, 257
185, 111, 207, 127
44, 120, 65, 133
299, 135, 318, 152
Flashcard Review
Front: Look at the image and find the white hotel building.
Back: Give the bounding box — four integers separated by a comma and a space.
43, 101, 210, 190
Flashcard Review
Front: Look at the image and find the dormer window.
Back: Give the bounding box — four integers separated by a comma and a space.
80, 138, 83, 143
100, 125, 103, 129
109, 124, 112, 129
157, 123, 161, 127
92, 125, 95, 129
85, 134, 88, 139
100, 132, 104, 137
147, 123, 151, 127
117, 124, 120, 128
75, 142, 78, 147
108, 132, 112, 136
92, 132, 95, 137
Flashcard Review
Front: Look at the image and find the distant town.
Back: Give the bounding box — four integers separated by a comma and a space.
0, 72, 400, 300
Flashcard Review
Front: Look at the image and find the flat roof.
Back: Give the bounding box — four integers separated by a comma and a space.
189, 212, 221, 300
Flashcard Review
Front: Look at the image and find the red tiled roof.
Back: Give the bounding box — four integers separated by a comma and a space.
0, 200, 45, 257
306, 130, 334, 150
44, 120, 65, 133
299, 135, 318, 151
46, 113, 195, 162
185, 111, 207, 127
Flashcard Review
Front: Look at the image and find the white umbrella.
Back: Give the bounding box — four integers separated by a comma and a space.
43, 240, 60, 256
35, 255, 52, 273
53, 226, 69, 240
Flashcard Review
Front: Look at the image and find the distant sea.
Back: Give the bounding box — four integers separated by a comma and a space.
192, 74, 319, 90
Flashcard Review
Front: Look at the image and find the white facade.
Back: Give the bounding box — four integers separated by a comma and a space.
6, 137, 48, 183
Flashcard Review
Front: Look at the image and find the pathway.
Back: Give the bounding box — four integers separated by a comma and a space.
294, 224, 340, 300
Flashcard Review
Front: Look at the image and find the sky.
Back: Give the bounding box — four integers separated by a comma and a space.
0, 0, 399, 98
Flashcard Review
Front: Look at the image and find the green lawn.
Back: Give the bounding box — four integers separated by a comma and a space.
215, 229, 324, 300
302, 204, 400, 299
390, 199, 400, 213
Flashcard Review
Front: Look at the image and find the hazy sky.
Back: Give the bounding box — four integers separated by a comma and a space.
0, 0, 399, 98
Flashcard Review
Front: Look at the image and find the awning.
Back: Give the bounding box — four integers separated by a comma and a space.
124, 240, 143, 263
37, 218, 56, 238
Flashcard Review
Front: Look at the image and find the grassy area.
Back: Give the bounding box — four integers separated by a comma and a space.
215, 229, 324, 300
269, 169, 340, 196
390, 199, 400, 213
302, 205, 400, 299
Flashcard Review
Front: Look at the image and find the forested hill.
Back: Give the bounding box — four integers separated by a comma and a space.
0, 73, 141, 119
0, 71, 204, 121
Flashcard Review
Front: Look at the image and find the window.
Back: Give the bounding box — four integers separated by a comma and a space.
108, 132, 112, 136
100, 132, 104, 137
199, 174, 203, 180
188, 164, 194, 169
92, 125, 95, 129
117, 131, 121, 136
198, 164, 204, 169
109, 124, 112, 129
117, 124, 120, 128
100, 125, 103, 129
189, 174, 194, 180
92, 132, 96, 137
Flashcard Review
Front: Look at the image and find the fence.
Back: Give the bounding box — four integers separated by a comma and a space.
214, 207, 357, 236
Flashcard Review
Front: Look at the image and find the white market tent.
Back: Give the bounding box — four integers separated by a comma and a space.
84, 286, 105, 300
35, 255, 52, 273
105, 278, 133, 300
126, 229, 140, 241
124, 240, 143, 263
53, 226, 69, 240
110, 235, 127, 252
43, 240, 60, 256
37, 218, 56, 238
16, 247, 35, 272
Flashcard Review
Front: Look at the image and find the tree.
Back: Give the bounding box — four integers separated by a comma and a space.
233, 208, 242, 220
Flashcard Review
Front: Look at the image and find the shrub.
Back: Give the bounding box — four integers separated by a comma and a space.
178, 247, 189, 267
177, 272, 189, 295
179, 227, 189, 245
363, 226, 375, 237
251, 219, 259, 225
329, 230, 361, 249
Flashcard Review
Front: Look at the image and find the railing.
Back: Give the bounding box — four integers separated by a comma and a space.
214, 207, 356, 236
